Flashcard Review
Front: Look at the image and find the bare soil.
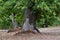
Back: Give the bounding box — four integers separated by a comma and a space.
0, 27, 60, 40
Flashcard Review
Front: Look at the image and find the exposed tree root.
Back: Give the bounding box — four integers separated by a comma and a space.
14, 29, 41, 36
7, 27, 21, 33
34, 28, 41, 33
7, 27, 41, 36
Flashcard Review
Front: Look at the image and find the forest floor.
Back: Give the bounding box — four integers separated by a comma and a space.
0, 26, 60, 40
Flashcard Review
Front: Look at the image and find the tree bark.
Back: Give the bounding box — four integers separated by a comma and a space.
21, 7, 40, 33
7, 13, 19, 33
11, 13, 18, 28
21, 0, 40, 33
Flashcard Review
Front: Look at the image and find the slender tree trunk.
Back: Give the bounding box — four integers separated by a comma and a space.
7, 13, 19, 33
11, 13, 18, 28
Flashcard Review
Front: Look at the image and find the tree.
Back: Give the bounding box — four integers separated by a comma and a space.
7, 13, 19, 33
21, 0, 40, 33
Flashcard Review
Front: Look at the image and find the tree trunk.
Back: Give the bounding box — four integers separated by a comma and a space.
11, 13, 18, 28
21, 7, 40, 33
21, 0, 40, 33
7, 13, 19, 33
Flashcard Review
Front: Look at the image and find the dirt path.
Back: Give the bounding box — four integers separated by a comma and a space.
0, 27, 60, 40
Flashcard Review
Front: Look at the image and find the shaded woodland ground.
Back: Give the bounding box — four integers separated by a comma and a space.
0, 26, 60, 40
